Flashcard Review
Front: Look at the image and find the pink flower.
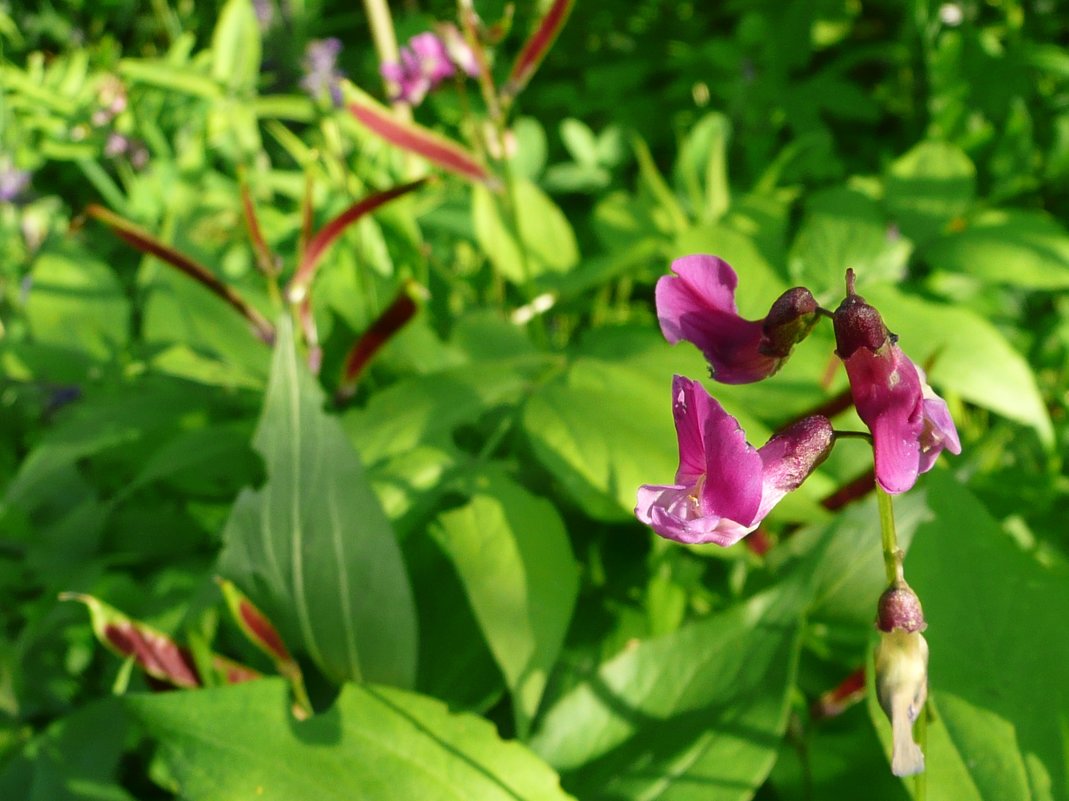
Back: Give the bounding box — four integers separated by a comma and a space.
380, 26, 478, 106
656, 255, 819, 384
833, 271, 961, 494
635, 376, 833, 546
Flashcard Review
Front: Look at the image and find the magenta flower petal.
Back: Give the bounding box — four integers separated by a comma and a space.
833, 273, 960, 494
656, 255, 773, 384
637, 377, 832, 547
655, 255, 819, 384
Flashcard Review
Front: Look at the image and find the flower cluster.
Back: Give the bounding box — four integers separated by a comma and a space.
300, 38, 346, 108
636, 255, 960, 545
380, 26, 479, 106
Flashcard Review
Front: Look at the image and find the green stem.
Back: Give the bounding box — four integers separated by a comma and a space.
876, 485, 898, 585
362, 0, 411, 119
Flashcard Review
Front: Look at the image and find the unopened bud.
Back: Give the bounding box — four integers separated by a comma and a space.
876, 581, 926, 633
761, 287, 820, 358
833, 269, 890, 358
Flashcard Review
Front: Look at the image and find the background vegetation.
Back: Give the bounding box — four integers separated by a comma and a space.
2, 0, 1068, 798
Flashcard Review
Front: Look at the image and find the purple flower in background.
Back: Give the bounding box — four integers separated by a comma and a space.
301, 38, 345, 107
657, 255, 819, 384
0, 159, 31, 202
253, 0, 275, 31
635, 376, 833, 546
833, 269, 961, 494
381, 25, 479, 106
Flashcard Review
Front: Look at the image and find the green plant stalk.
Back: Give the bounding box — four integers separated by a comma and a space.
362, 0, 410, 120
876, 485, 898, 585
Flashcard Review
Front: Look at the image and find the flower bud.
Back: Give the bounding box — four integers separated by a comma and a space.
832, 270, 890, 359
760, 287, 820, 359
876, 579, 926, 634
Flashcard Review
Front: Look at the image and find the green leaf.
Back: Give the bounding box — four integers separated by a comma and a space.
473, 179, 580, 283
789, 187, 912, 297
218, 317, 418, 686
343, 356, 552, 466
126, 679, 576, 801
869, 471, 1069, 798
884, 141, 975, 245
673, 111, 731, 224
211, 0, 262, 94
921, 209, 1069, 290
24, 243, 130, 360
430, 470, 579, 737
530, 580, 805, 801
0, 698, 133, 801
862, 285, 1053, 445
560, 118, 599, 167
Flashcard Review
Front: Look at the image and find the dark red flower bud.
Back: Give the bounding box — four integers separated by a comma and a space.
761, 287, 820, 358
833, 270, 890, 358
876, 579, 926, 633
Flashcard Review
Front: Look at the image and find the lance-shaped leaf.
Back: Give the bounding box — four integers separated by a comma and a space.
60, 593, 261, 688
285, 179, 425, 303
335, 280, 425, 403
503, 0, 575, 100
217, 577, 312, 717
86, 204, 276, 344
239, 177, 280, 277
351, 101, 497, 187
218, 316, 419, 687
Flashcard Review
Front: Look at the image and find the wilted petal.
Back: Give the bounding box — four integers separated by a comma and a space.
875, 629, 929, 777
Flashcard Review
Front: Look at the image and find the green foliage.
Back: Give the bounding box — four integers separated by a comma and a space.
2, 0, 1069, 798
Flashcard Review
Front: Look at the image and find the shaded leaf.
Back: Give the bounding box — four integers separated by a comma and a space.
218, 317, 419, 686
430, 470, 578, 737
884, 141, 975, 245
922, 209, 1069, 290
530, 580, 805, 801
127, 679, 576, 801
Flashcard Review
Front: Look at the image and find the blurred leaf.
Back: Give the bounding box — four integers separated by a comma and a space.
922, 209, 1069, 290
869, 471, 1069, 797
530, 579, 805, 801
884, 141, 975, 245
473, 179, 580, 283
560, 118, 599, 167
674, 111, 731, 224
211, 0, 262, 94
344, 355, 552, 466
864, 285, 1054, 446
431, 470, 578, 737
25, 243, 130, 360
127, 679, 576, 801
789, 187, 911, 298
218, 317, 418, 686
0, 698, 132, 801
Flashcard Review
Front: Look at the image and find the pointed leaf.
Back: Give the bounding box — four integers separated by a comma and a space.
86, 204, 275, 344
218, 317, 419, 686
127, 679, 576, 801
211, 0, 262, 93
531, 580, 805, 801
430, 471, 578, 738
351, 101, 496, 186
504, 0, 576, 98
285, 180, 426, 303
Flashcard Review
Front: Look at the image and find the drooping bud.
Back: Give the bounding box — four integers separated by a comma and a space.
761, 287, 820, 359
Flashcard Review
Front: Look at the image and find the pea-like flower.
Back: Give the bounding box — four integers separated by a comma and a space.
635, 376, 834, 546
656, 254, 820, 384
833, 270, 961, 494
380, 26, 479, 107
